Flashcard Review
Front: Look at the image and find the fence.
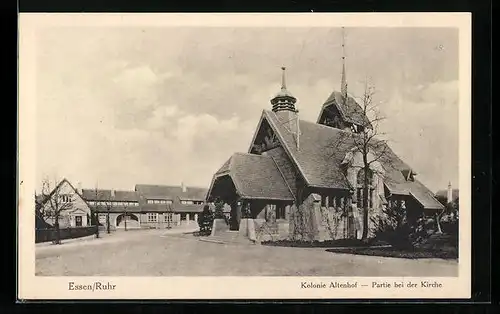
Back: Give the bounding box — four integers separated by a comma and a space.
35, 226, 98, 243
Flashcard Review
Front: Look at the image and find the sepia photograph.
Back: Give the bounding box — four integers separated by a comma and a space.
18, 13, 471, 299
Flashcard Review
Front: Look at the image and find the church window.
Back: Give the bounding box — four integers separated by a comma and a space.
276, 205, 286, 219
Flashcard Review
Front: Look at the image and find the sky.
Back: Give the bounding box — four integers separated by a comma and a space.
35, 26, 459, 193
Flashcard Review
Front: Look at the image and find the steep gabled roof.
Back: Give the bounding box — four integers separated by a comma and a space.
37, 178, 89, 207
263, 110, 351, 189
209, 152, 294, 201
256, 110, 443, 210
317, 91, 372, 128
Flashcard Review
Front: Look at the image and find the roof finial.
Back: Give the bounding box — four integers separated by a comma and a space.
341, 27, 348, 99
281, 66, 287, 90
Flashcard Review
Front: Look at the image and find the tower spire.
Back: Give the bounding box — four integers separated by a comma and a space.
271, 66, 297, 113
341, 27, 348, 99
281, 66, 287, 90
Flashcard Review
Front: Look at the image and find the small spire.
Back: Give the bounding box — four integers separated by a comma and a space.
281, 66, 287, 90
341, 27, 348, 99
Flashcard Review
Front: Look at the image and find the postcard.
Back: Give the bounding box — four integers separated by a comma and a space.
18, 12, 471, 300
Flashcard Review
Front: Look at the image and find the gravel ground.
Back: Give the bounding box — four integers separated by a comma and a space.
35, 230, 459, 277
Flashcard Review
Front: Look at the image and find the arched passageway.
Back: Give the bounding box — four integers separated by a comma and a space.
115, 213, 140, 229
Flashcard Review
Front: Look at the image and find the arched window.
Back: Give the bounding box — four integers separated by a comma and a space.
356, 168, 374, 208
357, 168, 374, 186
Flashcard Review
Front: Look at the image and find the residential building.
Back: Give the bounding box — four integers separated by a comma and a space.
35, 178, 92, 228
80, 183, 208, 230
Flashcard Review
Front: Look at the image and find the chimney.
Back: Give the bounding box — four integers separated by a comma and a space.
181, 182, 187, 193
111, 189, 116, 198
447, 182, 453, 204
77, 182, 83, 195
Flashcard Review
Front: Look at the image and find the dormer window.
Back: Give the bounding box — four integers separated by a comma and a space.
401, 169, 415, 182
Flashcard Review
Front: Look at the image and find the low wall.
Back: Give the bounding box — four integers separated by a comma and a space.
211, 219, 230, 236
35, 226, 98, 243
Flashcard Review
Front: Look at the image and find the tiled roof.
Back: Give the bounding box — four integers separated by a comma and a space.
81, 189, 139, 202
318, 91, 373, 128
263, 110, 443, 210
135, 184, 207, 201
211, 152, 295, 201
90, 205, 142, 213
265, 110, 351, 189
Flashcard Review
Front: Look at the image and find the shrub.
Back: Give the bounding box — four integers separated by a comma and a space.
197, 205, 214, 236
371, 202, 426, 250
214, 199, 225, 219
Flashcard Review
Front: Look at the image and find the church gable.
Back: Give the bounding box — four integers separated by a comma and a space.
249, 114, 281, 155
317, 91, 372, 132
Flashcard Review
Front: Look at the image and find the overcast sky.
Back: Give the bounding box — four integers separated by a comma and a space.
35, 27, 458, 193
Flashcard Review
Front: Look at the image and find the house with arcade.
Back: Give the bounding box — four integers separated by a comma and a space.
81, 183, 208, 230
206, 65, 444, 242
36, 179, 209, 231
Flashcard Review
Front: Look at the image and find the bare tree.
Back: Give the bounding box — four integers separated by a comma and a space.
93, 186, 114, 234
123, 202, 129, 231
330, 79, 394, 241
39, 177, 75, 244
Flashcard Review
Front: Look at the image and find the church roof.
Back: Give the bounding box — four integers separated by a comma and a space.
273, 88, 296, 100
318, 91, 372, 128
261, 110, 443, 210
211, 152, 295, 201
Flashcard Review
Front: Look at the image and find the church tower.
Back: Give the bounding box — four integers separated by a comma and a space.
316, 27, 371, 133
271, 67, 300, 150
271, 67, 297, 113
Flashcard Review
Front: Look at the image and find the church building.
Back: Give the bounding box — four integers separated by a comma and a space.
206, 44, 443, 242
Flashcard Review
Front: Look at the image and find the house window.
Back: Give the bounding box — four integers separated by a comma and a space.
75, 216, 82, 227
164, 213, 173, 223
147, 213, 158, 223
61, 195, 72, 203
